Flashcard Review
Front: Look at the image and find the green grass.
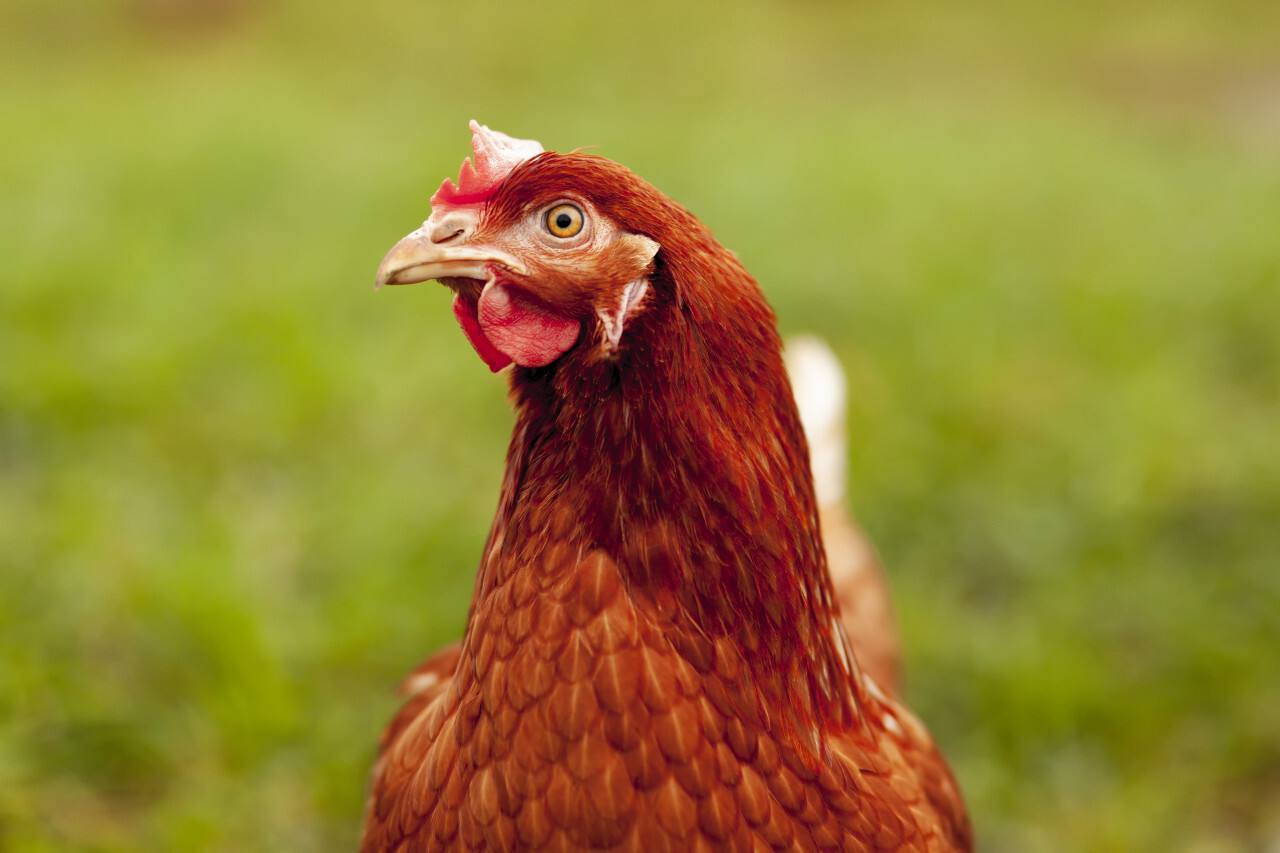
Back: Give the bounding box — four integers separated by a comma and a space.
2, 1, 1279, 849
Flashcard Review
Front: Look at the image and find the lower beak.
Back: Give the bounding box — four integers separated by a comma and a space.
374, 226, 525, 288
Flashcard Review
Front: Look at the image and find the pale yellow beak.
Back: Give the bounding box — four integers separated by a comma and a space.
374, 225, 526, 289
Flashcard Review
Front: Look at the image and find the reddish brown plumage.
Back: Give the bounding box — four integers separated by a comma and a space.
364, 126, 971, 851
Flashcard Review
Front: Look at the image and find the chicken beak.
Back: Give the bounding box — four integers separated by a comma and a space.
374, 225, 525, 289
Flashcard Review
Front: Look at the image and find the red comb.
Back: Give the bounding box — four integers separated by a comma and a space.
430, 120, 545, 209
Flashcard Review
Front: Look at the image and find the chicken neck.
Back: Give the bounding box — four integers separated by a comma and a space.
461, 266, 863, 748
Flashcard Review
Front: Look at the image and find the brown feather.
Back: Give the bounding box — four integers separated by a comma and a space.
362, 141, 972, 851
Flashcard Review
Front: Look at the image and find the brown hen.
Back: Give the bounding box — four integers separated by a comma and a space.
363, 122, 971, 852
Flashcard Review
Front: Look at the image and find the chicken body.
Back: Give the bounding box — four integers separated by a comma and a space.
364, 123, 970, 852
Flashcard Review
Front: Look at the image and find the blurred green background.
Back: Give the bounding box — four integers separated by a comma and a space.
3, 0, 1279, 850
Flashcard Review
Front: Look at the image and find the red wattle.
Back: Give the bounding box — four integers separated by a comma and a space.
477, 282, 580, 369
452, 294, 513, 372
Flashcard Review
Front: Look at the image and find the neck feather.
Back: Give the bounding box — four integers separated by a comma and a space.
474, 216, 861, 741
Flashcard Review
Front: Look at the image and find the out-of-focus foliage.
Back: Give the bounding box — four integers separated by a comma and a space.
2, 0, 1278, 850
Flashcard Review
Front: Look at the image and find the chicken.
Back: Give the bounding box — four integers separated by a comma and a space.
785, 337, 901, 699
364, 121, 971, 852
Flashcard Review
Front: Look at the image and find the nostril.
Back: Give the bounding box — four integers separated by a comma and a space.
430, 227, 463, 244
428, 213, 472, 244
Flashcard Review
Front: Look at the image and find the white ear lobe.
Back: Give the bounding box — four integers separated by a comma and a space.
599, 278, 650, 352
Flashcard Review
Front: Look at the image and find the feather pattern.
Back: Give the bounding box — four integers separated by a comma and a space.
363, 125, 971, 851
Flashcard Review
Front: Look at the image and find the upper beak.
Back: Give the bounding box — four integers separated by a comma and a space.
374, 225, 526, 288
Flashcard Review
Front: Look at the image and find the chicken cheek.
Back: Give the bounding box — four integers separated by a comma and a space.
468, 280, 580, 370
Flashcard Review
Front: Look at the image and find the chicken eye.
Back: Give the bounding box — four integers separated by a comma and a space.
545, 203, 585, 239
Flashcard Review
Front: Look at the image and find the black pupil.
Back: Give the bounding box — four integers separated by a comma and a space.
555, 212, 573, 230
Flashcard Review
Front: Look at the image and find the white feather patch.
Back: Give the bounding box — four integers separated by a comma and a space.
784, 336, 848, 508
